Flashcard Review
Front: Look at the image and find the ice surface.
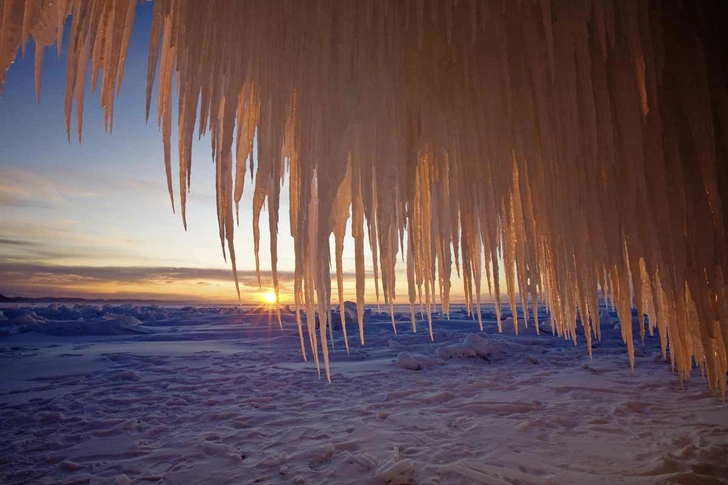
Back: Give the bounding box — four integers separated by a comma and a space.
0, 303, 726, 484
436, 333, 506, 362
394, 351, 439, 371
0, 1, 727, 393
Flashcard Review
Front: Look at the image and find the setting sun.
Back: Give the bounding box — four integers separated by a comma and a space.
262, 291, 277, 304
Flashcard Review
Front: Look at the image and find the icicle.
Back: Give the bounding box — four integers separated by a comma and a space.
0, 0, 726, 396
332, 160, 353, 353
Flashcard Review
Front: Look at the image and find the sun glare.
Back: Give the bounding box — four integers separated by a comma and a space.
263, 291, 277, 304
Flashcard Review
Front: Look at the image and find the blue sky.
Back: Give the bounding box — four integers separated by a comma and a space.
0, 4, 477, 304
0, 4, 279, 302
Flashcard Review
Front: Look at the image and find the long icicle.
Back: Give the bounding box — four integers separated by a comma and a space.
1, 0, 726, 395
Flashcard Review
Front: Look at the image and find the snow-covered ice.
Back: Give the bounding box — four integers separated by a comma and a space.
1, 303, 726, 484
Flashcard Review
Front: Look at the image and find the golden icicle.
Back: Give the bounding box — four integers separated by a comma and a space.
0, 0, 726, 396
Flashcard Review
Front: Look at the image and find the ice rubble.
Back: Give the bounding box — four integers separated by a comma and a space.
437, 334, 506, 362
0, 0, 726, 393
0, 304, 156, 336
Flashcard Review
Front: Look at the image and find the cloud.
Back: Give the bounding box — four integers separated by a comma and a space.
0, 263, 255, 301
0, 261, 383, 300
0, 263, 283, 284
0, 238, 37, 247
0, 237, 91, 263
0, 192, 55, 208
0, 221, 152, 265
0, 164, 170, 211
0, 166, 103, 209
0, 263, 366, 292
0, 260, 459, 304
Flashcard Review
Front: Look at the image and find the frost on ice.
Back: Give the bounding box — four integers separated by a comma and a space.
0, 0, 727, 393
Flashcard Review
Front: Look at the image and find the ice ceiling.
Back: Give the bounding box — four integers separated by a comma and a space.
1, 0, 726, 392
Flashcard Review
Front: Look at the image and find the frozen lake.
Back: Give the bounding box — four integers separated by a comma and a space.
1, 303, 726, 484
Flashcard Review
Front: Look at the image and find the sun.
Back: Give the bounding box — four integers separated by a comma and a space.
262, 291, 277, 304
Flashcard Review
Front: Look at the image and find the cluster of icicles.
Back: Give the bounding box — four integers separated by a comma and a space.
1, 0, 726, 393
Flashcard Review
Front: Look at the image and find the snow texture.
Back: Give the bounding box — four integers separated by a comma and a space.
0, 303, 726, 484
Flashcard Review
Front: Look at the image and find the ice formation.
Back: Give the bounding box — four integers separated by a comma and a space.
1, 0, 726, 393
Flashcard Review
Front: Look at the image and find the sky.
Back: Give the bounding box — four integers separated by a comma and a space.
0, 4, 477, 305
